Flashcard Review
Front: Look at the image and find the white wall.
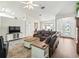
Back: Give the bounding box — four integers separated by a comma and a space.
0, 16, 76, 40
0, 17, 25, 40
57, 17, 77, 39
0, 16, 41, 40
25, 17, 40, 36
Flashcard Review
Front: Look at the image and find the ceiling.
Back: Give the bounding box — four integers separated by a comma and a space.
0, 1, 76, 21
32, 1, 76, 20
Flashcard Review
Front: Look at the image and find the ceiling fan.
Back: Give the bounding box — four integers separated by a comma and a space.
20, 1, 39, 10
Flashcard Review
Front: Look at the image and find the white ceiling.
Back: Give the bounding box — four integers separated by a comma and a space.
32, 1, 76, 20
0, 1, 76, 21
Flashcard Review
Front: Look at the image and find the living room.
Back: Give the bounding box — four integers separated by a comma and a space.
0, 1, 78, 58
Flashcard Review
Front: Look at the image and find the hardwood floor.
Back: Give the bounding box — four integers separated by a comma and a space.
7, 37, 79, 58
52, 37, 79, 58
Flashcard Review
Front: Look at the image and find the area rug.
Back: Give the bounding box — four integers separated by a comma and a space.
7, 44, 31, 58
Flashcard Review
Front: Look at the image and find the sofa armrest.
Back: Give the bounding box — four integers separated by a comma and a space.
3, 41, 9, 56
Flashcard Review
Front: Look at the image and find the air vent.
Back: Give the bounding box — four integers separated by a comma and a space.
39, 14, 42, 16
41, 6, 45, 9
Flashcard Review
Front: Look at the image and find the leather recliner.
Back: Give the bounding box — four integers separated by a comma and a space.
0, 36, 9, 58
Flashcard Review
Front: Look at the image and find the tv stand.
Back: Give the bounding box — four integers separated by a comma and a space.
6, 32, 22, 41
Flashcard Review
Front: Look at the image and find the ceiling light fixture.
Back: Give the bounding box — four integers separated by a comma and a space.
0, 8, 15, 16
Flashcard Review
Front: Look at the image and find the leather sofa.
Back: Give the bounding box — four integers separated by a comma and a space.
33, 30, 56, 41
33, 30, 59, 57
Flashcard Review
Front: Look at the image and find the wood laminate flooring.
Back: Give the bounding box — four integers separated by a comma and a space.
52, 37, 79, 58
7, 38, 79, 58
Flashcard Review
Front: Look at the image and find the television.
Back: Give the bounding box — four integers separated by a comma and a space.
9, 26, 20, 33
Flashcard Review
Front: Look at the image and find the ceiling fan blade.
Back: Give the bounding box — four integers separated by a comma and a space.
29, 5, 34, 9
20, 2, 27, 4
22, 1, 33, 4
20, 1, 29, 4
23, 5, 34, 10
33, 4, 39, 6
25, 0, 33, 3
24, 6, 28, 8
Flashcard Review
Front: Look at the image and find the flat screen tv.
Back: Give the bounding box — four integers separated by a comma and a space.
9, 26, 20, 33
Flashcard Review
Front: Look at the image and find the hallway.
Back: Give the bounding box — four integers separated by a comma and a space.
52, 37, 79, 58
